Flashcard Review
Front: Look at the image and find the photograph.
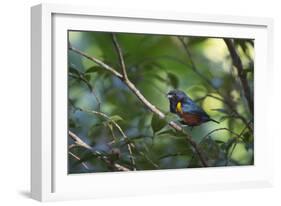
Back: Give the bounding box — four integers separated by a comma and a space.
67, 31, 254, 174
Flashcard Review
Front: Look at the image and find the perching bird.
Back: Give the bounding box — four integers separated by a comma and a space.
167, 90, 219, 127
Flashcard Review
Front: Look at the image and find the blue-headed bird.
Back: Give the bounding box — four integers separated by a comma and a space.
167, 90, 219, 127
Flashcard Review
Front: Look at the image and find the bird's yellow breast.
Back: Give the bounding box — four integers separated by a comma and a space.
176, 102, 183, 114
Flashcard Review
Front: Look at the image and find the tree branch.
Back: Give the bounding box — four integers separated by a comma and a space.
112, 34, 128, 80
200, 127, 244, 143
178, 37, 253, 130
224, 39, 253, 115
76, 107, 137, 171
196, 94, 253, 132
69, 46, 123, 79
69, 41, 208, 167
69, 151, 89, 170
68, 131, 130, 171
69, 130, 92, 150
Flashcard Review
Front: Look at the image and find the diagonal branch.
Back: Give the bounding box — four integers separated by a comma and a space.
68, 131, 130, 171
69, 41, 208, 167
69, 130, 92, 150
76, 107, 137, 171
224, 39, 253, 115
69, 46, 123, 79
111, 34, 209, 166
69, 151, 89, 170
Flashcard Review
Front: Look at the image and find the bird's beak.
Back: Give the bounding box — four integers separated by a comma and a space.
167, 94, 173, 99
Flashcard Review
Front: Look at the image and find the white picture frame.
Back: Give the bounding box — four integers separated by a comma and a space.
31, 3, 274, 202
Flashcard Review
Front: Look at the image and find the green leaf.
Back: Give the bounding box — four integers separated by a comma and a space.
84, 74, 91, 81
109, 115, 124, 122
85, 66, 103, 73
156, 128, 176, 136
151, 114, 167, 133
167, 73, 179, 88
69, 66, 81, 76
211, 108, 229, 114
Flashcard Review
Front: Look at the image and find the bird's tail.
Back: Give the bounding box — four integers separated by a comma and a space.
210, 118, 220, 124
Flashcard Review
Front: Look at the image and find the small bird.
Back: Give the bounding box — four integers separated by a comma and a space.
167, 90, 219, 127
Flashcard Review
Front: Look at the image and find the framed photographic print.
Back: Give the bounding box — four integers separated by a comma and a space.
31, 3, 274, 201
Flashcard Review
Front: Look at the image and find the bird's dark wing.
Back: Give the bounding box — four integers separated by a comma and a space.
181, 100, 210, 119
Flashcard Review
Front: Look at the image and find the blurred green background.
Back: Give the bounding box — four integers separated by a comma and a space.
68, 31, 254, 174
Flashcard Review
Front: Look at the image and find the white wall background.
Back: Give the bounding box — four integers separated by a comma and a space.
0, 0, 280, 205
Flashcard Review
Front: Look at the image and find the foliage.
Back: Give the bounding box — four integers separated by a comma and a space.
68, 31, 254, 173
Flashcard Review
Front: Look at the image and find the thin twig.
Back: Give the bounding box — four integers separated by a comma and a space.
69, 70, 101, 111
200, 127, 241, 142
178, 37, 253, 131
69, 130, 92, 150
196, 93, 253, 132
111, 34, 161, 169
205, 94, 252, 131
108, 124, 117, 142
69, 151, 90, 170
82, 109, 128, 142
224, 39, 253, 115
111, 34, 208, 167
226, 125, 248, 166
188, 127, 247, 167
178, 37, 214, 87
70, 91, 156, 170
78, 108, 137, 170
112, 34, 128, 80
70, 43, 208, 167
68, 131, 130, 171
137, 150, 160, 169
69, 46, 123, 79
